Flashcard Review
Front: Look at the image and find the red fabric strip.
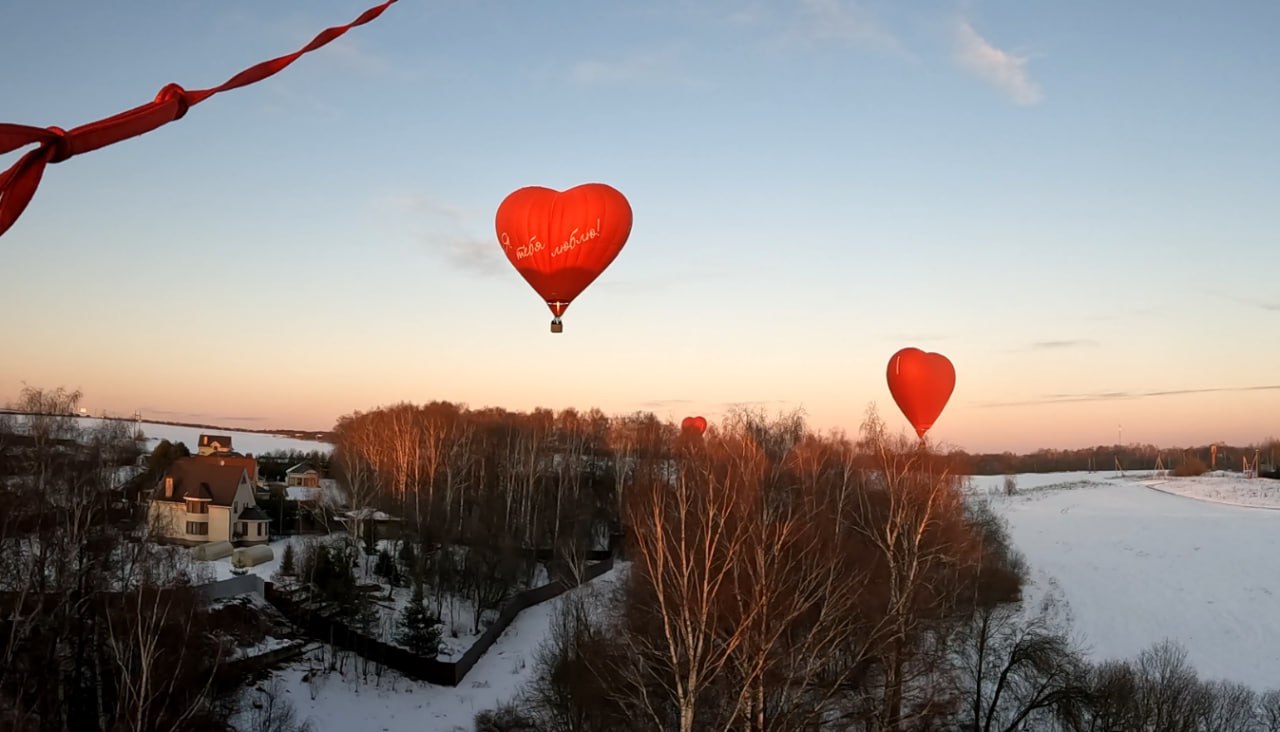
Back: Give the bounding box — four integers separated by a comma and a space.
0, 0, 397, 238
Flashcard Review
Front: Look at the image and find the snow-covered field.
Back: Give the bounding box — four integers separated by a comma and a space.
76, 416, 332, 455
975, 470, 1280, 687
243, 565, 626, 732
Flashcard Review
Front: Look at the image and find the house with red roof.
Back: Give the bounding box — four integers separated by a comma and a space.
147, 456, 270, 546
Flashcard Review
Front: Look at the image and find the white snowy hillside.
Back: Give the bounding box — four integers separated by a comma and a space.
973, 470, 1280, 687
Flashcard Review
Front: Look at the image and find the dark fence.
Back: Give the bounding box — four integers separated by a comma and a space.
452, 558, 614, 682
263, 556, 615, 686
197, 573, 265, 602
224, 641, 311, 676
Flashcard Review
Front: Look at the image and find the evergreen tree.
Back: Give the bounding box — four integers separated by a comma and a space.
374, 547, 395, 581
396, 581, 442, 657
397, 540, 418, 578
278, 543, 297, 578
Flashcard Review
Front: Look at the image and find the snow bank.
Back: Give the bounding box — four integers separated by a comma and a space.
1137, 473, 1280, 510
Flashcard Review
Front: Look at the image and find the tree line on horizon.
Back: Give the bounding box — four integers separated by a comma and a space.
952, 439, 1280, 476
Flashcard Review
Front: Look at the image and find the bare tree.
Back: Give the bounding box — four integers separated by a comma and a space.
238, 677, 314, 732
619, 431, 759, 732
950, 594, 1090, 732
1259, 688, 1280, 731
849, 408, 974, 731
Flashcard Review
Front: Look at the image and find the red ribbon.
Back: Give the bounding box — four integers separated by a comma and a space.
0, 0, 397, 238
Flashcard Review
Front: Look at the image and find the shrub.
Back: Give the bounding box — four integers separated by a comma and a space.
373, 548, 395, 581
474, 703, 539, 732
1174, 455, 1208, 477
1004, 474, 1019, 495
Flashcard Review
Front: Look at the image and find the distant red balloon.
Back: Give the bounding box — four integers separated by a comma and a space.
495, 183, 633, 332
681, 416, 708, 435
886, 348, 955, 440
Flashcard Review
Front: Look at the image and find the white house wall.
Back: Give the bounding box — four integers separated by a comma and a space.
209, 506, 231, 542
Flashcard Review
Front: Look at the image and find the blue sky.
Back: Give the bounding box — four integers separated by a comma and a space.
2, 0, 1277, 452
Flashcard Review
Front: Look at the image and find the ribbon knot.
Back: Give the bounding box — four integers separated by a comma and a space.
154, 83, 191, 121
45, 126, 72, 164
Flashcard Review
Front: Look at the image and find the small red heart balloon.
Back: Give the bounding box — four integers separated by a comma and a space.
681, 416, 707, 434
886, 348, 956, 440
495, 183, 633, 325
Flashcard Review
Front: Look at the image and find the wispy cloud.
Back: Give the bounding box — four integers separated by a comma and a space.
724, 1, 767, 26
381, 193, 469, 222
639, 399, 695, 409
373, 192, 508, 276
319, 37, 395, 76
953, 19, 1042, 105
883, 334, 950, 343
720, 399, 789, 409
141, 408, 269, 423
976, 384, 1280, 408
791, 0, 903, 54
570, 49, 696, 87
427, 236, 507, 277
1029, 339, 1099, 350
1209, 291, 1280, 312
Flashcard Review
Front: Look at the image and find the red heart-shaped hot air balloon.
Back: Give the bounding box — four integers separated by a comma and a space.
681, 416, 708, 434
495, 183, 633, 332
886, 348, 956, 440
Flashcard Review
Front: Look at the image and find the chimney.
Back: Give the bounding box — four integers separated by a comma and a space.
164, 476, 174, 498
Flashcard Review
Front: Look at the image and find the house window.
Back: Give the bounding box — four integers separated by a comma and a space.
185, 500, 208, 514
185, 522, 209, 536
257, 523, 265, 537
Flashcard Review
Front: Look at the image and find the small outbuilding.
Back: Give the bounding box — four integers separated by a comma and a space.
231, 545, 274, 568
191, 540, 234, 561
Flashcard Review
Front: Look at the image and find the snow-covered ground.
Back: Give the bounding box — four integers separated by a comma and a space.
230, 471, 1280, 729
77, 416, 333, 455
200, 535, 552, 661
979, 471, 1280, 687
1138, 471, 1280, 510
242, 565, 626, 732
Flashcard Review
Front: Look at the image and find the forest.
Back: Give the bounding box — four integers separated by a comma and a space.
4, 388, 1280, 731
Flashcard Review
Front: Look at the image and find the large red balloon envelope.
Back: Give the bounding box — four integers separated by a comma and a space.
886, 348, 955, 440
495, 183, 633, 332
681, 416, 708, 435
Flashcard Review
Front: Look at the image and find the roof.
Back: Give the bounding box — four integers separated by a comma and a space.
199, 434, 233, 447
286, 462, 317, 475
286, 485, 321, 502
237, 506, 271, 522
193, 453, 257, 475
155, 457, 248, 506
